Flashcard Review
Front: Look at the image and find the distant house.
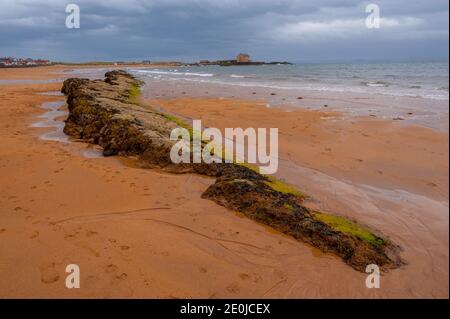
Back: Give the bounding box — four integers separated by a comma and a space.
0, 57, 14, 67
236, 53, 250, 63
35, 59, 50, 65
0, 57, 51, 67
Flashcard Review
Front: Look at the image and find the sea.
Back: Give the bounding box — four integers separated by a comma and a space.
131, 62, 449, 101
66, 61, 450, 130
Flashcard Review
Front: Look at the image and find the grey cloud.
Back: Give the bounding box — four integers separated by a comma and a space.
0, 0, 448, 62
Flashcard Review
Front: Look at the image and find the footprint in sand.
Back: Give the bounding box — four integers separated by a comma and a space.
40, 263, 60, 284
115, 273, 128, 281
85, 230, 98, 238
29, 231, 40, 239
226, 282, 240, 294
239, 273, 250, 280
252, 273, 263, 284
105, 264, 118, 273
104, 264, 129, 283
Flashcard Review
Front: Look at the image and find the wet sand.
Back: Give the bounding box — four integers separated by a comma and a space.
0, 66, 448, 298
149, 97, 448, 201
139, 74, 450, 132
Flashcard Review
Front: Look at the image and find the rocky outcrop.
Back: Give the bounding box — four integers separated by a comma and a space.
62, 70, 404, 272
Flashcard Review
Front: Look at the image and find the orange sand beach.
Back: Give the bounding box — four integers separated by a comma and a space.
0, 66, 448, 298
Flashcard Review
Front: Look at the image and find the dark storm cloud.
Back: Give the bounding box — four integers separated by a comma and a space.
0, 0, 448, 62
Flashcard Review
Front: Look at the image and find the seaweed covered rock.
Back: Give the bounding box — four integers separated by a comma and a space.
61, 70, 405, 272
202, 177, 403, 271
62, 71, 179, 165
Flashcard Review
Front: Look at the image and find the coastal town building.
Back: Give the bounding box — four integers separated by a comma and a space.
236, 53, 250, 63
0, 57, 51, 67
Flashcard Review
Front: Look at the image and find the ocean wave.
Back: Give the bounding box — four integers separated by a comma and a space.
363, 81, 390, 87
133, 67, 448, 101
133, 69, 214, 77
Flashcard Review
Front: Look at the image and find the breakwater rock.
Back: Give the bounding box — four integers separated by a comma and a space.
61, 70, 404, 272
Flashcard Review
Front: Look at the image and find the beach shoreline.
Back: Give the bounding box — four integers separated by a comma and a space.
131, 63, 449, 132
0, 66, 448, 298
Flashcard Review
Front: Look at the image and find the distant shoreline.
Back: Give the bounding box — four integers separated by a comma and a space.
186, 61, 293, 67
1, 59, 294, 69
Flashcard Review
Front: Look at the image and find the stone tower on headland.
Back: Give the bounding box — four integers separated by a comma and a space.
236, 53, 250, 63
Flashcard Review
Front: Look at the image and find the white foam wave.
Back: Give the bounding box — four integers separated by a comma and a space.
133, 69, 214, 77
364, 81, 390, 87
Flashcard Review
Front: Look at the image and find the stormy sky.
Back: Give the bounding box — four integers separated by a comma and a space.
0, 0, 448, 62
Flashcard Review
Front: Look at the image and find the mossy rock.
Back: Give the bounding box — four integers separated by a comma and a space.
61, 70, 405, 273
313, 211, 387, 248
